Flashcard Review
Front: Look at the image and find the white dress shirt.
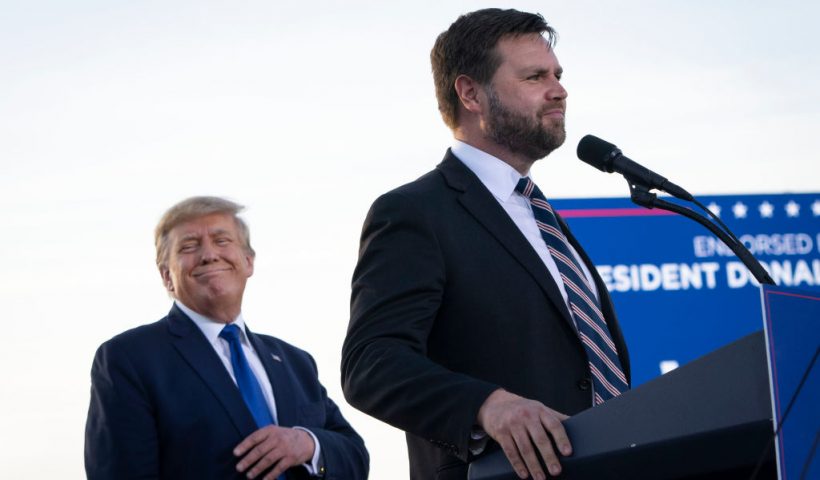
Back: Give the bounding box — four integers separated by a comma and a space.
177, 301, 322, 475
450, 140, 600, 318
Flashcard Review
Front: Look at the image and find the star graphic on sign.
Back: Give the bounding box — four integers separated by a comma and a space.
759, 201, 774, 218
732, 202, 748, 219
813, 200, 820, 216
706, 202, 721, 217
785, 200, 800, 217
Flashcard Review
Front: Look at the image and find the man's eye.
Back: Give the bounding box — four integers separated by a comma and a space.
215, 238, 231, 245
180, 245, 197, 252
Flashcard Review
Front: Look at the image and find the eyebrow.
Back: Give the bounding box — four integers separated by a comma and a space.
521, 66, 563, 77
209, 228, 232, 237
179, 233, 202, 242
177, 228, 233, 244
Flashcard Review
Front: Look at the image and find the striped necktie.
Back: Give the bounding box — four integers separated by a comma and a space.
515, 177, 628, 405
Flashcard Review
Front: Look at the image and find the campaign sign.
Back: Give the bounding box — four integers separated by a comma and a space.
761, 286, 819, 480
552, 192, 820, 386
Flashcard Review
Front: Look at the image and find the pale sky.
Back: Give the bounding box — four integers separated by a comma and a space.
1, 1, 818, 478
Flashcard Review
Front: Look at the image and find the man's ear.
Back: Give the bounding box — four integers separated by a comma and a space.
160, 267, 174, 292
245, 254, 255, 278
454, 74, 484, 115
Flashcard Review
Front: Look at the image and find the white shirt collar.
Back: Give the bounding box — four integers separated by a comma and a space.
175, 300, 249, 346
451, 139, 529, 201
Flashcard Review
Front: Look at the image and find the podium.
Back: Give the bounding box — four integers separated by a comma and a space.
468, 285, 820, 479
468, 330, 776, 479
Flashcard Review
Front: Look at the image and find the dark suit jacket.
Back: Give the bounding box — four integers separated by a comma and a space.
85, 305, 368, 480
342, 150, 630, 480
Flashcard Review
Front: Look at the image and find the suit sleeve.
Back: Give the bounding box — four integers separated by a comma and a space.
298, 355, 369, 479
84, 339, 160, 479
341, 191, 499, 461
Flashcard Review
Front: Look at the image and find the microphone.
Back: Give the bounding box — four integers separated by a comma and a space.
577, 135, 693, 201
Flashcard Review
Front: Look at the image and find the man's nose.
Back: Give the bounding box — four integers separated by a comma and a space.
199, 242, 220, 263
547, 78, 568, 101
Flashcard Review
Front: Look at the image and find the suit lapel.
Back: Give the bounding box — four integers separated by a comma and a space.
436, 151, 575, 328
246, 329, 299, 427
167, 306, 258, 437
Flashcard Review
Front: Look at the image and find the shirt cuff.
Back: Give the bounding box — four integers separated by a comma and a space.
469, 426, 490, 455
293, 427, 322, 476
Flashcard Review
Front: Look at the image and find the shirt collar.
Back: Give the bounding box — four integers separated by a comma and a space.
451, 139, 529, 201
175, 300, 248, 346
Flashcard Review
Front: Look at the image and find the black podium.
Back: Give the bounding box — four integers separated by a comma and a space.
468, 331, 776, 479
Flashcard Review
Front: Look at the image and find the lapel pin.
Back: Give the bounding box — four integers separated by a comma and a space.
271, 353, 282, 362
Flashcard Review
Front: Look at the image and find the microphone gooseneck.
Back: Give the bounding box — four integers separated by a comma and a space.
576, 135, 694, 201
575, 133, 774, 285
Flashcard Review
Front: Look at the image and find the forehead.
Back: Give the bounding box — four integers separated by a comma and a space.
494, 33, 559, 71
170, 213, 239, 240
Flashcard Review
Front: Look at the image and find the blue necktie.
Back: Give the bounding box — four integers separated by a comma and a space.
516, 177, 628, 404
219, 324, 275, 427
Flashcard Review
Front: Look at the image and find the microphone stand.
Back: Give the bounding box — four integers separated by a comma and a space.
625, 178, 776, 286
628, 180, 820, 479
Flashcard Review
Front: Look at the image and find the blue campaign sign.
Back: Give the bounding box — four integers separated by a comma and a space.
762, 286, 819, 480
551, 192, 820, 385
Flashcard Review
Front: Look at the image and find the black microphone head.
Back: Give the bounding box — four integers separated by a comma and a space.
577, 134, 620, 173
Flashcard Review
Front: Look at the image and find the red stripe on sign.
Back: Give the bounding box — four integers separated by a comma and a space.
557, 208, 678, 218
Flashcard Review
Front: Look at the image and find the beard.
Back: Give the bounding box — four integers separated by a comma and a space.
484, 85, 566, 161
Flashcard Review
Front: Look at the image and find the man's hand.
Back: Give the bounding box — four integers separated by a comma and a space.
477, 389, 572, 480
233, 425, 315, 479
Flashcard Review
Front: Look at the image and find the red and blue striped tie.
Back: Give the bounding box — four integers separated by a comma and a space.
515, 177, 628, 405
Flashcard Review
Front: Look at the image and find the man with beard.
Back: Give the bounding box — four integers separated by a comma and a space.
341, 8, 630, 480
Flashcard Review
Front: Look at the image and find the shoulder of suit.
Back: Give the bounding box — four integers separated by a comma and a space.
377, 168, 441, 199
90, 317, 174, 365
375, 164, 473, 208
100, 316, 170, 346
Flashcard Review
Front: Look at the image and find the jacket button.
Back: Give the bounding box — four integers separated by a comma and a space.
578, 378, 591, 390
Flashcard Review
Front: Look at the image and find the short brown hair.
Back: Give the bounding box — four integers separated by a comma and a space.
154, 196, 255, 269
430, 8, 556, 130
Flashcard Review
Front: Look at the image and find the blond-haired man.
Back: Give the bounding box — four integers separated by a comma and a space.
86, 196, 368, 480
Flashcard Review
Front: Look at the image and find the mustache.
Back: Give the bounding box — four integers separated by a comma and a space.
538, 102, 566, 116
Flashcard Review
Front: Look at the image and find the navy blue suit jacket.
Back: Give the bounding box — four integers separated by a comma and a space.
85, 305, 368, 479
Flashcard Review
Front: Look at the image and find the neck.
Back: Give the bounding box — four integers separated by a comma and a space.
454, 129, 535, 176
207, 308, 239, 324
178, 299, 241, 324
